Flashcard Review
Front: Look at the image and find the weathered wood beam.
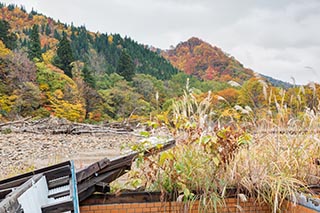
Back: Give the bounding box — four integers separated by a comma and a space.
0, 161, 71, 190
48, 176, 69, 190
76, 158, 110, 183
0, 189, 13, 200
0, 176, 30, 193
80, 191, 162, 205
43, 165, 71, 182
78, 167, 129, 202
98, 139, 175, 174
95, 182, 110, 193
41, 198, 73, 213
48, 188, 70, 199
76, 139, 175, 201
0, 174, 43, 213
78, 185, 96, 203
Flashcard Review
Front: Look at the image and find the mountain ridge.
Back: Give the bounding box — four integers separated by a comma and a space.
0, 3, 290, 87
162, 37, 254, 83
0, 3, 296, 123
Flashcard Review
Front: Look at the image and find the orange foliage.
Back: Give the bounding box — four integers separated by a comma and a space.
216, 88, 239, 104
220, 74, 233, 82
163, 37, 254, 83
0, 6, 79, 50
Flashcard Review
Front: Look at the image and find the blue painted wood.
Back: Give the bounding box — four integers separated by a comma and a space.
71, 160, 80, 213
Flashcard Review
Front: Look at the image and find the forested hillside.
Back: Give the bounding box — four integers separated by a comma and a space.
0, 3, 181, 122
163, 37, 254, 82
0, 3, 319, 124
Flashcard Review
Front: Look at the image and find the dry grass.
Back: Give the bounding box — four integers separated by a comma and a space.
126, 80, 320, 213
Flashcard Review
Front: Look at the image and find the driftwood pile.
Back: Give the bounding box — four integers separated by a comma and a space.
0, 117, 137, 135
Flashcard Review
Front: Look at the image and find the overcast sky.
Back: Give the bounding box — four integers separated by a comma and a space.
2, 0, 320, 84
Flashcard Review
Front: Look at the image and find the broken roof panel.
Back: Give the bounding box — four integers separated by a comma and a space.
0, 138, 176, 213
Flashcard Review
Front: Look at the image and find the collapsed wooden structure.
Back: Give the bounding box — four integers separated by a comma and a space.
0, 138, 175, 213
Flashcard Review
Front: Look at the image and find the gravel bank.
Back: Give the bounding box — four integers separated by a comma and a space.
0, 132, 141, 179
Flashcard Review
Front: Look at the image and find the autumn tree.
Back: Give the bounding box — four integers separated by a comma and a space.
53, 32, 74, 78
116, 49, 135, 81
13, 82, 42, 117
238, 78, 267, 108
132, 74, 166, 107
8, 51, 37, 85
83, 85, 104, 120
28, 24, 43, 61
99, 80, 150, 119
216, 87, 239, 105
0, 40, 12, 58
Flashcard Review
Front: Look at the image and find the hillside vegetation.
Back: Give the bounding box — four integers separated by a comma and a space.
0, 4, 319, 213
0, 3, 319, 124
163, 37, 254, 82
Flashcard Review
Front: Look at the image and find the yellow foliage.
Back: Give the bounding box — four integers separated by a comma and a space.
70, 61, 85, 78
53, 101, 85, 122
39, 83, 49, 91
54, 102, 85, 122
0, 94, 17, 113
108, 35, 113, 44
53, 89, 64, 99
42, 49, 55, 64
33, 15, 47, 25
0, 40, 12, 57
8, 94, 18, 101
47, 91, 85, 122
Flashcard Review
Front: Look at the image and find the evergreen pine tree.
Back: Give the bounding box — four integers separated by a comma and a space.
53, 31, 74, 78
82, 65, 96, 88
53, 29, 61, 40
0, 20, 17, 50
116, 49, 135, 81
45, 24, 51, 36
27, 24, 43, 61
7, 4, 15, 11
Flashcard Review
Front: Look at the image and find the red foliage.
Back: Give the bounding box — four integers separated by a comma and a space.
163, 37, 254, 83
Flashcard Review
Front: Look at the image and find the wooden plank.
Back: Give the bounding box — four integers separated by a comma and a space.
77, 168, 123, 194
48, 188, 70, 199
48, 176, 69, 189
78, 167, 129, 202
0, 188, 13, 199
76, 158, 110, 183
78, 185, 96, 203
97, 167, 129, 184
76, 139, 175, 202
98, 153, 137, 174
0, 174, 43, 213
98, 139, 175, 175
80, 191, 162, 205
98, 157, 110, 169
70, 160, 80, 213
0, 161, 71, 190
41, 198, 73, 213
0, 176, 33, 192
95, 182, 110, 193
43, 165, 71, 181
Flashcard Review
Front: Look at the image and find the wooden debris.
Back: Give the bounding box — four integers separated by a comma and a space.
0, 138, 176, 212
0, 117, 138, 135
